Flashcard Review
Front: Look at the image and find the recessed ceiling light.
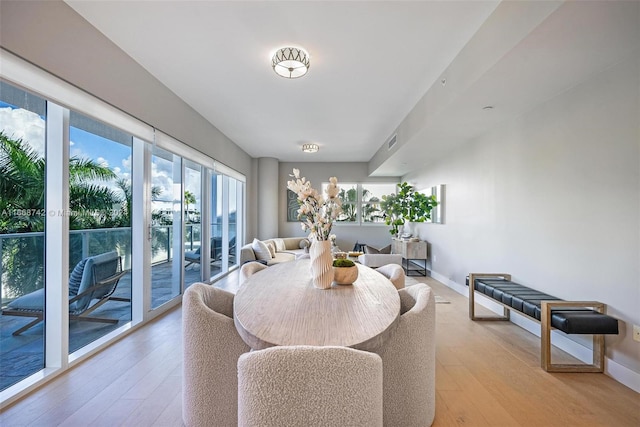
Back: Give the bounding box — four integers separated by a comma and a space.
302, 143, 319, 153
272, 47, 310, 79
482, 105, 494, 110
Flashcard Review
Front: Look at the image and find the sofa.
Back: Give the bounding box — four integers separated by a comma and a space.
357, 244, 403, 268
240, 237, 310, 266
357, 253, 403, 268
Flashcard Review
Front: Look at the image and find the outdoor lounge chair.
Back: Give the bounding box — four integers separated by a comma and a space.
2, 251, 129, 336
185, 236, 236, 268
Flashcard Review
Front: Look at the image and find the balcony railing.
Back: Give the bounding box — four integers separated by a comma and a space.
1, 223, 236, 304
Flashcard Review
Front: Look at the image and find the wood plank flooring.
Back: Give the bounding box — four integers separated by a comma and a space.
1, 272, 638, 426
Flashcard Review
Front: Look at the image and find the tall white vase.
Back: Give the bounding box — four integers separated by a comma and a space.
309, 240, 334, 289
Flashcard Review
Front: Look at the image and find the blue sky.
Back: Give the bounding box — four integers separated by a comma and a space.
2, 102, 205, 213
69, 126, 131, 177
1, 101, 131, 179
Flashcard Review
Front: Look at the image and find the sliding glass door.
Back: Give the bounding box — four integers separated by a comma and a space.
0, 83, 47, 390
67, 112, 133, 354
183, 161, 202, 289
0, 70, 246, 399
150, 147, 182, 309
209, 172, 243, 279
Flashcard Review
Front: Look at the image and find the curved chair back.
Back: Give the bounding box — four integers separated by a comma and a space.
238, 261, 268, 286
71, 251, 120, 313
375, 283, 436, 426
375, 263, 405, 289
182, 283, 250, 427
238, 346, 383, 427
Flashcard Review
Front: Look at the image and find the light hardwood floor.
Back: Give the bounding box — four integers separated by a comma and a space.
1, 272, 638, 426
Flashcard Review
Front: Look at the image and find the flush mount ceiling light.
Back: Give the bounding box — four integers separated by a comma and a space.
302, 143, 319, 153
272, 47, 310, 79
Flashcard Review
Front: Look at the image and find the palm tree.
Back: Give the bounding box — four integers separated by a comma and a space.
337, 187, 358, 221
362, 196, 383, 222
184, 190, 196, 223
0, 131, 46, 233
1, 131, 119, 232
336, 187, 381, 222
0, 131, 123, 297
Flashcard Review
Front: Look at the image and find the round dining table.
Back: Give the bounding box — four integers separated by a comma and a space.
233, 259, 401, 352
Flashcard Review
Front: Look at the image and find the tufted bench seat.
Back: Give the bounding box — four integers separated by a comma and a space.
468, 273, 619, 373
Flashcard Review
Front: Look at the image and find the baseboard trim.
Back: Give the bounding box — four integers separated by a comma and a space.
430, 270, 640, 393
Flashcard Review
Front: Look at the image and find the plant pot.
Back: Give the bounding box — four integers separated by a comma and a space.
403, 220, 413, 237
333, 265, 358, 285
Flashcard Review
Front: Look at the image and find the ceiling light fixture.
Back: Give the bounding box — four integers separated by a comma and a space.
272, 47, 310, 79
302, 143, 319, 153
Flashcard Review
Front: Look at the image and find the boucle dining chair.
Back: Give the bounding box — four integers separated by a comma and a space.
237, 346, 383, 427
374, 283, 436, 426
375, 263, 406, 289
238, 261, 268, 286
182, 283, 250, 427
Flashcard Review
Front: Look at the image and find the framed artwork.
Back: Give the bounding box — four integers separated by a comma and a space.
287, 189, 299, 222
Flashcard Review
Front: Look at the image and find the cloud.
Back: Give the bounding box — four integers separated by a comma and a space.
2, 105, 203, 212
0, 106, 45, 157
122, 155, 131, 170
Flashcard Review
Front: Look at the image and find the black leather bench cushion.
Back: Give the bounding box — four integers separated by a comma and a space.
551, 311, 619, 334
473, 277, 618, 335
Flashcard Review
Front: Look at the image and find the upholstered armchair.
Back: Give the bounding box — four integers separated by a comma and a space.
238, 261, 268, 286
182, 283, 250, 427
375, 263, 405, 289
374, 283, 436, 426
237, 345, 383, 427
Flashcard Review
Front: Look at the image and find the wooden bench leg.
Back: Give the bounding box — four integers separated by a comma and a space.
469, 273, 512, 321
541, 300, 605, 373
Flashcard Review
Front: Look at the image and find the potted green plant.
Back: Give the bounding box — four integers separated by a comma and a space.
380, 182, 438, 237
332, 258, 358, 285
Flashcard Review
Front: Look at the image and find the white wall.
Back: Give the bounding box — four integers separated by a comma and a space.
278, 162, 398, 250
405, 53, 640, 374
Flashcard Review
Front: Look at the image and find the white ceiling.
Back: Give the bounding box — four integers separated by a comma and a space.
65, 0, 499, 165
65, 1, 639, 176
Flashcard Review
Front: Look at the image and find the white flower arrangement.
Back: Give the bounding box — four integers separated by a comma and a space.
287, 168, 342, 241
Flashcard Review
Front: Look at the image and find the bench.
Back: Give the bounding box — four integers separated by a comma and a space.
468, 273, 619, 373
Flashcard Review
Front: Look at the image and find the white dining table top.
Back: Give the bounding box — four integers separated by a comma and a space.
233, 259, 401, 351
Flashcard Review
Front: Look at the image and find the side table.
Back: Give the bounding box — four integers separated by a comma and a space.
391, 239, 427, 276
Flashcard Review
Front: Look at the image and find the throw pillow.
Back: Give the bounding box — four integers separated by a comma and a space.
299, 238, 311, 249
364, 245, 380, 254
267, 241, 276, 257
364, 244, 392, 255
252, 238, 272, 261
69, 258, 88, 296
273, 238, 286, 252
